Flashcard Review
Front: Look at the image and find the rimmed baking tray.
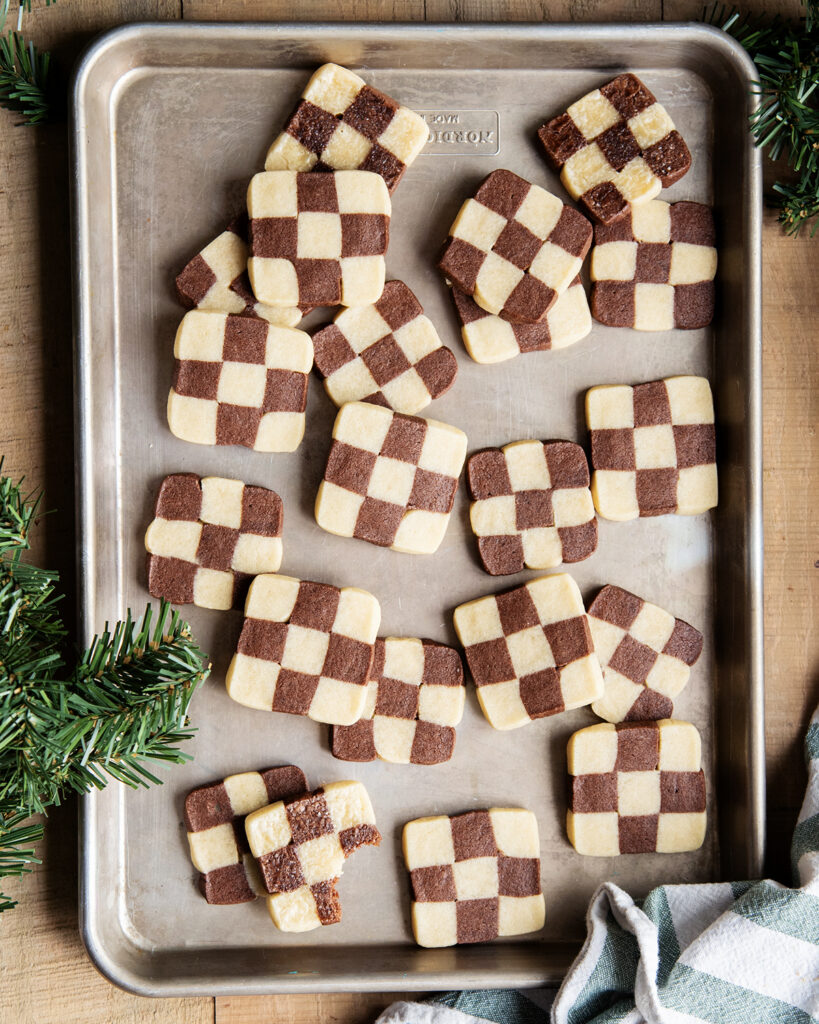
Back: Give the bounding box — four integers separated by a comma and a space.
73, 22, 763, 996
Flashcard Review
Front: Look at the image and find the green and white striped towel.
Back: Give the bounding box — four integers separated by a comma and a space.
375, 705, 819, 1024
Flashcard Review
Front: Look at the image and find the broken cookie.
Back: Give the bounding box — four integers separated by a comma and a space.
184, 765, 307, 904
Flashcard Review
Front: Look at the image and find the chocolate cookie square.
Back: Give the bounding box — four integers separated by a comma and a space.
588, 585, 703, 723
264, 63, 429, 192
438, 170, 592, 324
332, 637, 465, 765
247, 170, 390, 309
167, 311, 313, 452
315, 401, 468, 555
586, 376, 717, 520
313, 280, 457, 413
590, 201, 716, 330
244, 780, 381, 931
567, 719, 706, 855
145, 473, 284, 611
403, 808, 544, 947
467, 439, 597, 575
538, 73, 691, 224
226, 574, 380, 725
184, 765, 307, 904
453, 574, 603, 730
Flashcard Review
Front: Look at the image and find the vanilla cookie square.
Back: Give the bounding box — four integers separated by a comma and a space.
226, 574, 380, 725
403, 808, 544, 947
453, 574, 603, 730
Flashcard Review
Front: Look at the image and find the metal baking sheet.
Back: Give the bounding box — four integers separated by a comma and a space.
73, 22, 763, 996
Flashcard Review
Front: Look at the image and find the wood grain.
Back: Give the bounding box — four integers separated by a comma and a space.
0, 1, 814, 1023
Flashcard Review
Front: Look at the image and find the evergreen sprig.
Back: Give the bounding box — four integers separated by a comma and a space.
0, 0, 53, 126
0, 470, 210, 913
0, 799, 43, 912
707, 0, 819, 235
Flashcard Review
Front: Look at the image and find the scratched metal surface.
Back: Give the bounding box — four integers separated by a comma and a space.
73, 23, 763, 994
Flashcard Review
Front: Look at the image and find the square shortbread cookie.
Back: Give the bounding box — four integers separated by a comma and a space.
403, 808, 545, 947
586, 376, 718, 520
315, 401, 468, 554
244, 780, 381, 931
331, 637, 465, 765
145, 473, 283, 611
588, 585, 703, 723
438, 169, 592, 324
538, 73, 691, 225
264, 63, 429, 192
226, 574, 380, 726
312, 280, 457, 414
467, 440, 597, 575
175, 214, 304, 328
184, 765, 307, 904
247, 170, 390, 309
167, 310, 313, 452
567, 719, 707, 855
590, 201, 717, 330
453, 574, 604, 730
450, 278, 591, 364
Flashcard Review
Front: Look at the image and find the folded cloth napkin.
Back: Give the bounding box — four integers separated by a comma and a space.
375, 705, 819, 1024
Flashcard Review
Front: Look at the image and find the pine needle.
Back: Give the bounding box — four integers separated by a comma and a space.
0, 0, 53, 125
705, 0, 819, 235
0, 470, 210, 911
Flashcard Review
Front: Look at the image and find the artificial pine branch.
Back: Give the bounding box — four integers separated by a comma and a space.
0, 471, 210, 912
707, 0, 819, 235
0, 0, 54, 126
0, 799, 43, 912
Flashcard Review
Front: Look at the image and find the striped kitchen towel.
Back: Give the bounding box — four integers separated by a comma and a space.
374, 705, 819, 1024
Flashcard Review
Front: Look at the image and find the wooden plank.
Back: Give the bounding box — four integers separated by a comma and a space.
215, 993, 416, 1024
664, 0, 805, 21
759, 204, 819, 881
182, 0, 660, 22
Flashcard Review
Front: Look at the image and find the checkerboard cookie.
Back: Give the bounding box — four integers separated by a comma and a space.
145, 473, 283, 611
567, 719, 707, 855
226, 574, 380, 726
313, 280, 458, 414
245, 780, 381, 931
332, 638, 465, 765
167, 310, 313, 452
467, 440, 597, 575
184, 765, 307, 904
586, 376, 718, 520
453, 574, 603, 730
402, 808, 545, 947
538, 73, 692, 225
247, 170, 390, 308
175, 215, 304, 328
315, 401, 468, 555
588, 585, 703, 723
450, 278, 591, 364
591, 201, 717, 330
438, 170, 592, 324
264, 63, 429, 193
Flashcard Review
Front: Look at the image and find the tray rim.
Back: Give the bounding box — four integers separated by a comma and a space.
72, 19, 764, 997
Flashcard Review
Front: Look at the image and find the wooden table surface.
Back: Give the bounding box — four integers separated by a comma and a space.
0, 1, 816, 1021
